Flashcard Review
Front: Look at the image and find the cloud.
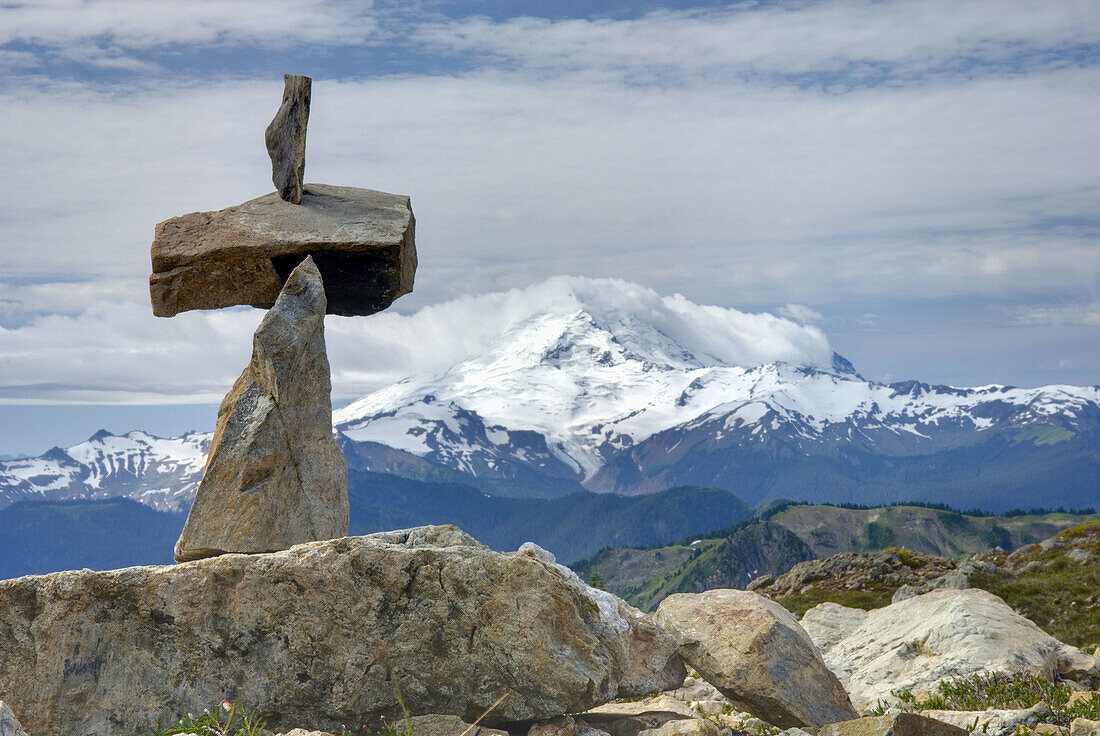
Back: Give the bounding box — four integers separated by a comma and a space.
1015, 302, 1100, 327
412, 1, 1100, 86
0, 0, 383, 50
2, 67, 1098, 312
0, 276, 832, 404
0, 1, 1097, 397
779, 303, 822, 324
856, 313, 878, 327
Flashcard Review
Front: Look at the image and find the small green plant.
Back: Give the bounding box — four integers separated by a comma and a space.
867, 673, 1100, 728
139, 701, 266, 736
363, 673, 416, 736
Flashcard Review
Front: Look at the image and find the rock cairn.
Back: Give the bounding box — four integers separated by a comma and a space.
149, 75, 417, 562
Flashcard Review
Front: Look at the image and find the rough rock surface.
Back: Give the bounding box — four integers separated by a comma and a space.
266, 74, 311, 204
636, 718, 720, 736
396, 714, 508, 736
1071, 718, 1100, 736
818, 714, 968, 736
799, 602, 868, 654
0, 702, 28, 736
806, 589, 1100, 710
654, 589, 858, 728
149, 184, 416, 317
921, 703, 1049, 736
580, 705, 701, 736
531, 715, 617, 736
756, 550, 957, 602
662, 668, 727, 702
890, 559, 999, 603
0, 525, 684, 736
174, 256, 347, 562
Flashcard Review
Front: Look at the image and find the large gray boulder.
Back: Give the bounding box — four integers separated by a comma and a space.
174, 256, 347, 562
0, 526, 684, 736
149, 183, 416, 317
805, 589, 1100, 710
654, 589, 857, 728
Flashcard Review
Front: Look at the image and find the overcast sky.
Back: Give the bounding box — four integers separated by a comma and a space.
1, 0, 1098, 456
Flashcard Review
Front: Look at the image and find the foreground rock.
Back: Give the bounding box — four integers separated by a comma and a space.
921, 703, 1049, 736
0, 702, 28, 736
0, 526, 684, 736
1071, 718, 1100, 736
174, 257, 347, 562
266, 74, 311, 204
805, 589, 1100, 709
395, 714, 508, 736
818, 714, 968, 736
149, 183, 416, 317
655, 589, 857, 728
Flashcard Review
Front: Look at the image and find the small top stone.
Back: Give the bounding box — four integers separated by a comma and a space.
266, 74, 311, 204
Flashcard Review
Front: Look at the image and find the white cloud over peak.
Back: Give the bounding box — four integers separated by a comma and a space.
0, 275, 833, 404
779, 304, 823, 324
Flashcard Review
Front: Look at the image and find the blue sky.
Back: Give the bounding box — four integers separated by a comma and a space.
0, 0, 1098, 455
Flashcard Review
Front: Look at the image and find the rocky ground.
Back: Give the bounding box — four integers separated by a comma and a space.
751, 520, 1100, 649
1, 524, 1099, 736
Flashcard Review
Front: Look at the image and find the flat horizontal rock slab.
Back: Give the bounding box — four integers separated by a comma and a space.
150, 184, 416, 317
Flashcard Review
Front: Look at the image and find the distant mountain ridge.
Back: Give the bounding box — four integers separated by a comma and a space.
575, 503, 1097, 611
1, 277, 1097, 511
0, 430, 207, 511
0, 479, 754, 577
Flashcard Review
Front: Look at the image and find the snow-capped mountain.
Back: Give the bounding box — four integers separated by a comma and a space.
3, 277, 1097, 512
0, 430, 209, 512
332, 280, 1100, 507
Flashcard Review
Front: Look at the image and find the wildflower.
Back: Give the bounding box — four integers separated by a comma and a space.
221, 700, 233, 712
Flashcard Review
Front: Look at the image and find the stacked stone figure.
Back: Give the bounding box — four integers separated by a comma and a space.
149, 74, 417, 562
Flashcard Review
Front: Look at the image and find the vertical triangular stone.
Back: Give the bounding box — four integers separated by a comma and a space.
174, 256, 348, 562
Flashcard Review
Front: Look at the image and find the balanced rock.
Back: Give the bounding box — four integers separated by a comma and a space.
266, 74, 311, 204
805, 589, 1100, 710
149, 183, 416, 317
174, 256, 347, 562
654, 589, 857, 728
0, 526, 684, 736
